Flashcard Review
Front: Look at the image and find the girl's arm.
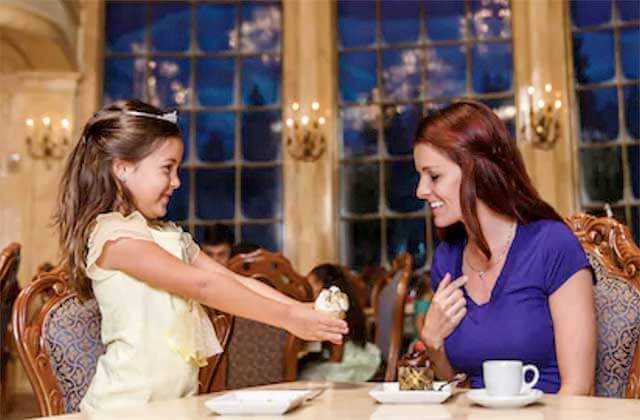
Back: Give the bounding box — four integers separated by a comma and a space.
549, 268, 596, 395
97, 238, 347, 344
191, 250, 302, 306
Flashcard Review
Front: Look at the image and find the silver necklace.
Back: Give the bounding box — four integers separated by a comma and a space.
464, 222, 517, 281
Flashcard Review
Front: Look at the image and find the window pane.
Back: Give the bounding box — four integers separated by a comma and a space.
241, 223, 282, 252
470, 0, 512, 39
381, 1, 420, 44
105, 2, 145, 53
617, 1, 640, 22
242, 56, 281, 106
151, 1, 191, 52
624, 85, 639, 139
240, 3, 282, 52
621, 27, 640, 80
472, 42, 513, 93
385, 160, 423, 213
629, 145, 639, 199
341, 106, 379, 158
427, 46, 466, 98
384, 104, 422, 156
196, 59, 235, 107
572, 31, 615, 84
339, 52, 377, 103
196, 112, 235, 162
341, 220, 381, 270
338, 1, 376, 48
424, 0, 465, 41
166, 169, 189, 221
196, 169, 235, 219
341, 163, 379, 215
578, 87, 619, 143
242, 111, 281, 161
382, 49, 421, 101
479, 97, 517, 139
580, 146, 623, 203
149, 58, 191, 108
241, 167, 282, 219
570, 0, 612, 27
387, 218, 427, 268
104, 58, 146, 105
196, 3, 236, 52
178, 111, 190, 162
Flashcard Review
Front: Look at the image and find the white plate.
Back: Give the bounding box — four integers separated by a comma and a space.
204, 390, 313, 415
368, 382, 454, 404
466, 388, 543, 409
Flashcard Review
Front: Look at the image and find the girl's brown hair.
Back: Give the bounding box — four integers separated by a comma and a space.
54, 100, 181, 299
414, 100, 562, 260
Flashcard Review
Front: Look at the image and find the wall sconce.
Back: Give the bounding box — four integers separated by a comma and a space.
520, 83, 562, 150
285, 101, 326, 162
25, 116, 71, 166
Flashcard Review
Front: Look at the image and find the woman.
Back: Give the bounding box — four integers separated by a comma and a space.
415, 100, 596, 395
300, 264, 381, 383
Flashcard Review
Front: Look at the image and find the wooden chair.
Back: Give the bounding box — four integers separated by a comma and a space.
341, 266, 369, 309
373, 253, 413, 381
12, 269, 105, 415
219, 250, 311, 389
0, 243, 21, 416
198, 310, 234, 394
567, 213, 640, 398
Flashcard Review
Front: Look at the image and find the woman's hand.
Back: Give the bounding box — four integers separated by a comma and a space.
420, 273, 468, 351
284, 305, 348, 345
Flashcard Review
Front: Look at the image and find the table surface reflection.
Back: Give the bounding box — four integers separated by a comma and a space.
34, 381, 640, 420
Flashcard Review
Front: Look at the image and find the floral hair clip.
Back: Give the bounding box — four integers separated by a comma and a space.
124, 110, 178, 125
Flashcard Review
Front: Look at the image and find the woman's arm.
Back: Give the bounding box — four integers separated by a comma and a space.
549, 268, 596, 395
97, 238, 347, 343
191, 250, 301, 306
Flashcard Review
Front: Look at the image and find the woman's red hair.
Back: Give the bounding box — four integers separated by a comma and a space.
414, 100, 562, 259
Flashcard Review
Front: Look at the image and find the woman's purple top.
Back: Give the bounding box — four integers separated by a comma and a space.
430, 219, 592, 393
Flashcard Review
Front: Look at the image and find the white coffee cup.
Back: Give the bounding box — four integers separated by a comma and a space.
482, 360, 540, 397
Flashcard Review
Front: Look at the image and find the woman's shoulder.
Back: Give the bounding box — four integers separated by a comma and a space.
522, 219, 579, 247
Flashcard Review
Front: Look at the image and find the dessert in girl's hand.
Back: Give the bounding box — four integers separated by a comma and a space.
398, 351, 435, 391
314, 286, 349, 319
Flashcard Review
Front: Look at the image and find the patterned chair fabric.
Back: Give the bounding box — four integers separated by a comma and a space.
589, 254, 640, 398
43, 296, 105, 413
226, 318, 288, 389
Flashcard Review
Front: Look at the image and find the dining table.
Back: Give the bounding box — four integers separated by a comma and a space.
33, 381, 640, 420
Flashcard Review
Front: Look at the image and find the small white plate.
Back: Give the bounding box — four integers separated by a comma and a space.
204, 390, 313, 415
368, 382, 454, 404
466, 388, 543, 409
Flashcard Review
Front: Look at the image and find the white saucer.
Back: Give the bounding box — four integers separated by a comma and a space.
368, 382, 454, 405
466, 388, 543, 409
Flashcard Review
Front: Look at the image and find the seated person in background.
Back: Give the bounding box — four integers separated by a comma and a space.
202, 224, 234, 265
230, 241, 261, 259
410, 275, 434, 353
300, 264, 381, 383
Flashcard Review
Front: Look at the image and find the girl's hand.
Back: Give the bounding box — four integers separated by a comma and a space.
420, 273, 468, 351
284, 305, 348, 345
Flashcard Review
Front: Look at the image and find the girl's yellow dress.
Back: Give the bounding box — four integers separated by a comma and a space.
80, 211, 222, 411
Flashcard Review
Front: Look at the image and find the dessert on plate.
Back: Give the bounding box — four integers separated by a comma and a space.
314, 285, 349, 319
397, 350, 435, 391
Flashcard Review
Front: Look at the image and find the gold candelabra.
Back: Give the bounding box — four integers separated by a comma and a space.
285, 101, 327, 162
25, 116, 71, 165
520, 83, 562, 150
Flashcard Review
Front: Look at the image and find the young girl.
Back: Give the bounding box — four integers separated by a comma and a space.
54, 100, 348, 411
300, 264, 381, 383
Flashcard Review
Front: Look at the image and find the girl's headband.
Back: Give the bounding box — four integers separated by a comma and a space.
123, 110, 178, 124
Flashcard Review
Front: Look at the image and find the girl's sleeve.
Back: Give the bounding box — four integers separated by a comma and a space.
181, 231, 201, 264
86, 212, 154, 278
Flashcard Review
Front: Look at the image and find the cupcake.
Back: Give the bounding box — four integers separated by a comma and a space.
314, 286, 349, 319
398, 351, 435, 391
